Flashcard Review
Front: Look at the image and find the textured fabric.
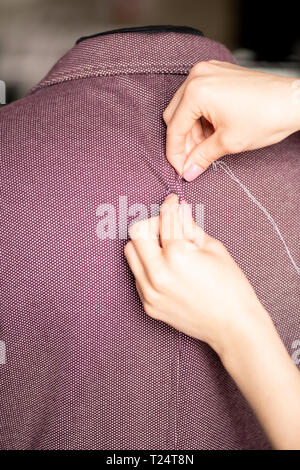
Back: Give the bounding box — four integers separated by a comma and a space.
0, 27, 300, 450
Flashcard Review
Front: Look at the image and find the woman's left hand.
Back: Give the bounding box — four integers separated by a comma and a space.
124, 193, 269, 357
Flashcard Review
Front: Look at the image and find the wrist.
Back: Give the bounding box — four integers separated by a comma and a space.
286, 76, 300, 133
212, 303, 274, 367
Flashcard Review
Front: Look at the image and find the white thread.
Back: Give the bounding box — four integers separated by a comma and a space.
215, 160, 300, 276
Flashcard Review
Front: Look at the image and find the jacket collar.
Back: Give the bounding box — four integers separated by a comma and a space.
29, 25, 234, 94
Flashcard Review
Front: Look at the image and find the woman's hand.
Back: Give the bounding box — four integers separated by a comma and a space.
163, 61, 300, 181
124, 193, 269, 357
124, 193, 300, 450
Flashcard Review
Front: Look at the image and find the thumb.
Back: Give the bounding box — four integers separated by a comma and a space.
182, 131, 226, 182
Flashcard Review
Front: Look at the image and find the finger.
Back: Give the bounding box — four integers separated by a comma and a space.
128, 216, 163, 274
191, 119, 206, 145
185, 129, 195, 157
124, 241, 147, 284
185, 121, 205, 158
159, 193, 184, 249
179, 200, 206, 249
182, 130, 226, 181
163, 81, 186, 124
165, 85, 203, 175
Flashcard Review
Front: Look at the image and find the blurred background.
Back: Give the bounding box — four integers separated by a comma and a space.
1, 0, 300, 103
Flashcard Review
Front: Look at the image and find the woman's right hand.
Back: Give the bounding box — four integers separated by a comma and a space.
163, 61, 300, 181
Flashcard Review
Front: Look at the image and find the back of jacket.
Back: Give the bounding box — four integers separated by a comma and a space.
1, 26, 300, 450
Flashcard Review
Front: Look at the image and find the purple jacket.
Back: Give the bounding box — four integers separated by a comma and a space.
1, 26, 300, 450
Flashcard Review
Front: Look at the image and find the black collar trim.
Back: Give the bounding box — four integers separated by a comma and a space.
76, 25, 204, 45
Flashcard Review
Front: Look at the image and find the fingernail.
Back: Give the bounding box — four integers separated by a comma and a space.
183, 164, 204, 182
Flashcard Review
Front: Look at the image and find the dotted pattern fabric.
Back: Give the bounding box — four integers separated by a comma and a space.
0, 30, 300, 450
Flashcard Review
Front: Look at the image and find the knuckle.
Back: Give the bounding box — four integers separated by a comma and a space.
193, 142, 214, 166
149, 267, 169, 291
190, 61, 211, 76
144, 288, 159, 306
186, 76, 202, 96
185, 77, 211, 106
196, 151, 213, 167
143, 303, 161, 320
166, 115, 183, 135
128, 218, 147, 240
162, 108, 169, 123
143, 286, 160, 307
165, 243, 185, 264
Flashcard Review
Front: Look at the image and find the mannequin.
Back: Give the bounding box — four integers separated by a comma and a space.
0, 25, 299, 450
